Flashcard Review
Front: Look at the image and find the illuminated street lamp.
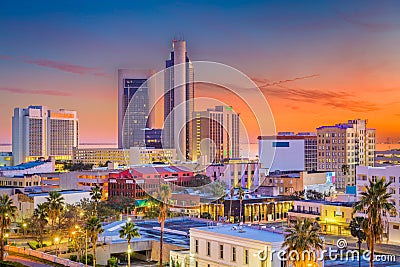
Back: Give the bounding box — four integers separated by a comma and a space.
74, 225, 88, 267
22, 223, 27, 236
4, 233, 9, 246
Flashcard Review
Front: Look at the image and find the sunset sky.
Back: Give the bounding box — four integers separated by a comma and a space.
1, 0, 400, 144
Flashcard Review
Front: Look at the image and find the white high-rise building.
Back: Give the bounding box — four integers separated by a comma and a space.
163, 39, 194, 161
12, 106, 78, 164
317, 119, 376, 190
117, 69, 156, 149
192, 106, 239, 164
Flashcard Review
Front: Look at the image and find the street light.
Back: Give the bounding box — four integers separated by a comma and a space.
356, 227, 362, 267
22, 223, 27, 236
75, 225, 88, 267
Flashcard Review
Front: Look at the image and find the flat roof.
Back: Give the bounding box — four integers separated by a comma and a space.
101, 218, 209, 247
0, 160, 47, 171
294, 199, 354, 207
192, 224, 284, 243
27, 189, 90, 197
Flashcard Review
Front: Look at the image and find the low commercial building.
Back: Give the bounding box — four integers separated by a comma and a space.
169, 193, 200, 217
11, 189, 91, 220
130, 147, 176, 165
201, 195, 293, 223
72, 147, 129, 166
0, 152, 13, 167
356, 165, 400, 242
257, 171, 335, 196
171, 224, 290, 267
108, 166, 194, 199
205, 159, 261, 190
288, 200, 353, 236
40, 170, 111, 199
0, 174, 41, 187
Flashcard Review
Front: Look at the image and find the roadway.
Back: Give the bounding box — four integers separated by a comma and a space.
4, 254, 52, 267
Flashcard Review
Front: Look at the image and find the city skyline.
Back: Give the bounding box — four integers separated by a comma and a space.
1, 1, 400, 144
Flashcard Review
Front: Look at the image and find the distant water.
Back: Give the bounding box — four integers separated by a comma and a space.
0, 143, 117, 153
376, 143, 400, 151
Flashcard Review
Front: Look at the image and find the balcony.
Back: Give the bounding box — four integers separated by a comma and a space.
288, 209, 320, 216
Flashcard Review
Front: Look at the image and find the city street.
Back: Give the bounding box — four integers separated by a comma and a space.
4, 255, 53, 267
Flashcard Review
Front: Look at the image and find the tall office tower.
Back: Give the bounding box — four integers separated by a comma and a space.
144, 128, 162, 149
317, 119, 376, 191
12, 106, 78, 165
118, 69, 155, 149
163, 39, 194, 161
192, 106, 239, 164
47, 109, 79, 160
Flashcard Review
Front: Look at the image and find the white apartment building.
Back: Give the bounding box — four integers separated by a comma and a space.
317, 119, 375, 191
12, 106, 78, 164
356, 166, 400, 242
192, 106, 240, 164
171, 224, 288, 267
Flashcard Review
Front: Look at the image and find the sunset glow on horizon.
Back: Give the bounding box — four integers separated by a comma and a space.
1, 0, 400, 144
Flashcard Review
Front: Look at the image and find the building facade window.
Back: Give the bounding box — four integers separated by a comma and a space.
232, 246, 236, 262
244, 249, 249, 264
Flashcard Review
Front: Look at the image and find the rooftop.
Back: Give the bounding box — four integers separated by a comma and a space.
0, 160, 48, 171
192, 224, 284, 243
294, 199, 354, 207
27, 189, 90, 197
101, 218, 209, 247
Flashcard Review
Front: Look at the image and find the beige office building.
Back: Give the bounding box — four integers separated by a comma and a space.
12, 106, 78, 164
317, 119, 375, 190
192, 106, 239, 164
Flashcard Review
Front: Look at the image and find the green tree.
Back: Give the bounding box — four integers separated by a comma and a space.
282, 218, 323, 267
152, 184, 172, 266
90, 185, 103, 216
32, 203, 48, 248
349, 216, 367, 241
45, 191, 65, 240
0, 195, 17, 260
85, 217, 104, 267
119, 222, 141, 267
353, 178, 397, 267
